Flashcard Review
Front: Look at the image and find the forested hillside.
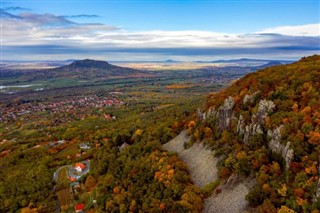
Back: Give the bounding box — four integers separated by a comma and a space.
190, 55, 320, 212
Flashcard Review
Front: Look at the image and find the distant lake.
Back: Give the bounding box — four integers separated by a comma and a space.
0, 84, 42, 89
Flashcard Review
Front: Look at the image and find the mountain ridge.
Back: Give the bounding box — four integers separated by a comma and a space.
191, 55, 320, 212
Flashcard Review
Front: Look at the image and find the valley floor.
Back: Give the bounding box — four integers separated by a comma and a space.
163, 131, 249, 213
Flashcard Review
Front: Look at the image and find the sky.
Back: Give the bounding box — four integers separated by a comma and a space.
1, 0, 320, 61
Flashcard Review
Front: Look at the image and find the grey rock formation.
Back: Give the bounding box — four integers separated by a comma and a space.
243, 122, 263, 144
268, 125, 294, 169
197, 107, 215, 121
243, 91, 259, 105
238, 99, 275, 144
237, 114, 245, 135
217, 96, 235, 131
257, 99, 275, 125
201, 96, 292, 170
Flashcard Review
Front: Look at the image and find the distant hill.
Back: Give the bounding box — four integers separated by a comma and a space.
255, 61, 284, 69
0, 59, 148, 80
50, 59, 146, 78
195, 58, 293, 65
192, 55, 320, 212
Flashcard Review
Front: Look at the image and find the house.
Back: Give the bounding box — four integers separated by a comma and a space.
58, 140, 65, 144
75, 163, 86, 172
75, 203, 85, 213
79, 143, 91, 150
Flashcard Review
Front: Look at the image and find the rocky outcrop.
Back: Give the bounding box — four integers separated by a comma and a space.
197, 107, 215, 121
243, 91, 259, 105
268, 126, 294, 169
237, 99, 275, 144
197, 96, 235, 132
217, 96, 235, 132
237, 114, 245, 135
203, 96, 293, 168
243, 122, 263, 144
257, 100, 275, 125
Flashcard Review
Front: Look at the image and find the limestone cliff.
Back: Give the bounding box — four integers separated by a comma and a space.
194, 55, 320, 210
268, 126, 294, 170
203, 95, 294, 169
216, 96, 235, 132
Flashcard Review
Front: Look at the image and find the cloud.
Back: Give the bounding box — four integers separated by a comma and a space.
0, 9, 21, 19
1, 11, 319, 61
19, 12, 76, 26
257, 23, 320, 37
3, 6, 31, 11
62, 14, 100, 18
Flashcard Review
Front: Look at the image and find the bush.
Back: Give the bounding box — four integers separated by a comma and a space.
202, 180, 220, 197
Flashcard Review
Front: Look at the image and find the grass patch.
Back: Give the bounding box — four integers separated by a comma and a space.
56, 143, 79, 159
58, 167, 69, 183
202, 179, 220, 197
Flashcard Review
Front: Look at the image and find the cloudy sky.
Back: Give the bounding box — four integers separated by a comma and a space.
1, 0, 320, 61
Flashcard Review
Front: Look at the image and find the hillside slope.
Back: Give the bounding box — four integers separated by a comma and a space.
190, 55, 320, 212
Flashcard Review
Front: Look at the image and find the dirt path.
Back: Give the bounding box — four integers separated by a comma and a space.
163, 131, 249, 213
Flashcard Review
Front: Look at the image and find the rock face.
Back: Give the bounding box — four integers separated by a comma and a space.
203, 95, 293, 169
197, 107, 215, 121
268, 126, 294, 169
197, 96, 235, 132
243, 91, 259, 105
217, 97, 235, 132
257, 100, 275, 125
243, 121, 263, 144
237, 114, 245, 135
238, 99, 275, 144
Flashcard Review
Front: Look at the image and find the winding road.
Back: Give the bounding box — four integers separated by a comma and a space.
53, 159, 90, 182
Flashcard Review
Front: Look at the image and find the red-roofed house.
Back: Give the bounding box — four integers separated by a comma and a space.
75, 203, 85, 213
75, 163, 86, 172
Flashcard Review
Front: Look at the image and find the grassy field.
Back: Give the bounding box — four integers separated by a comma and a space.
58, 167, 69, 183
55, 144, 79, 160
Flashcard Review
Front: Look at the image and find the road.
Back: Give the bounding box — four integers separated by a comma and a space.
68, 159, 90, 179
53, 159, 90, 182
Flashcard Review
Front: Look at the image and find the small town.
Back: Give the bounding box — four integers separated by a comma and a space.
0, 95, 125, 122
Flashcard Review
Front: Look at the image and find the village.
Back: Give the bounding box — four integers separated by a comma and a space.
0, 94, 125, 122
